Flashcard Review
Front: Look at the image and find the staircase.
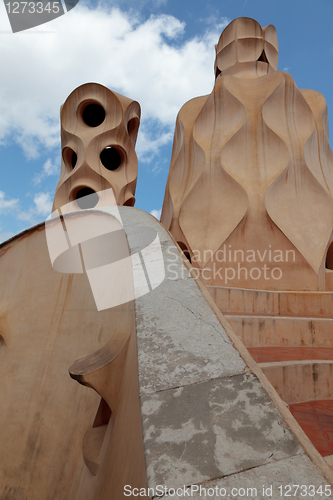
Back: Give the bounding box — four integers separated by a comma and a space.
208, 285, 333, 458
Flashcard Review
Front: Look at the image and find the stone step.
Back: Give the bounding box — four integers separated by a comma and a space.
224, 315, 333, 348
208, 286, 333, 318
258, 361, 333, 405
248, 347, 333, 363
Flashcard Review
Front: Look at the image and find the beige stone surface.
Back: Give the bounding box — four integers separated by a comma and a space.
2, 206, 333, 498
225, 315, 333, 348
260, 361, 333, 404
0, 217, 147, 500
3, 18, 333, 499
53, 82, 140, 211
208, 285, 333, 317
161, 17, 333, 291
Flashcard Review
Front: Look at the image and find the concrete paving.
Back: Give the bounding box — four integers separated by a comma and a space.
116, 207, 333, 498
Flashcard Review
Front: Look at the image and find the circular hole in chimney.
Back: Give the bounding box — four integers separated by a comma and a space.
76, 187, 99, 209
124, 197, 135, 207
177, 241, 191, 263
71, 151, 77, 168
127, 117, 140, 144
127, 117, 139, 135
82, 103, 105, 127
62, 147, 77, 169
100, 146, 122, 171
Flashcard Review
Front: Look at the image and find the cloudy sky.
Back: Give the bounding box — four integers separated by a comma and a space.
0, 0, 332, 242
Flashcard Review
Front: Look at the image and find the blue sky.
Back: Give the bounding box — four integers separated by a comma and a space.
0, 0, 332, 241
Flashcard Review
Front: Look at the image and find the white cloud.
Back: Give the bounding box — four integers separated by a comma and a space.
0, 188, 52, 227
34, 192, 53, 215
0, 3, 228, 161
33, 158, 59, 185
0, 191, 19, 212
43, 158, 58, 177
137, 129, 173, 161
150, 208, 161, 219
18, 192, 53, 221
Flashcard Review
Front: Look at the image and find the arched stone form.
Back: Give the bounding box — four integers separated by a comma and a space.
53, 83, 141, 212
161, 18, 333, 291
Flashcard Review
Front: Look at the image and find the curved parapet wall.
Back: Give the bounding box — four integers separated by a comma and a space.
161, 18, 333, 291
1, 207, 333, 496
53, 83, 141, 212
0, 209, 147, 500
